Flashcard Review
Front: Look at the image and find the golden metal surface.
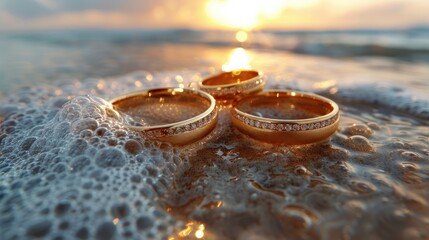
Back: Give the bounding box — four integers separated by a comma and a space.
110, 87, 218, 145
199, 70, 265, 101
231, 90, 340, 144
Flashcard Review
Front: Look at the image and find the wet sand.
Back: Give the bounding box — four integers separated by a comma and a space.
0, 47, 428, 239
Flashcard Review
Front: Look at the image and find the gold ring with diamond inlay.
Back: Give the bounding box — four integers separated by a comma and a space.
231, 90, 340, 145
110, 87, 218, 145
199, 70, 265, 103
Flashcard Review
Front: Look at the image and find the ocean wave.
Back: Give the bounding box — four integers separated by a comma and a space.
4, 27, 429, 60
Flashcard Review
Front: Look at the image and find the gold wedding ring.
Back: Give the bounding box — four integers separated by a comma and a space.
231, 90, 340, 145
199, 70, 265, 101
110, 88, 218, 145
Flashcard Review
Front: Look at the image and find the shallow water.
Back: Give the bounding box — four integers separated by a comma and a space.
2, 28, 429, 95
0, 48, 429, 240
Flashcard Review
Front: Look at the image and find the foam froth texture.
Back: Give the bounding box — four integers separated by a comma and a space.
0, 67, 429, 239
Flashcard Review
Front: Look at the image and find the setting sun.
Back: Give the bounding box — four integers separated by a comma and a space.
205, 0, 318, 29
1, 1, 429, 240
235, 30, 248, 42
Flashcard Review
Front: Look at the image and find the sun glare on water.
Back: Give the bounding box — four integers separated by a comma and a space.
222, 48, 252, 71
207, 0, 316, 71
206, 0, 317, 30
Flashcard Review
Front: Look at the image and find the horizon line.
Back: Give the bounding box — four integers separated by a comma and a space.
1, 24, 428, 34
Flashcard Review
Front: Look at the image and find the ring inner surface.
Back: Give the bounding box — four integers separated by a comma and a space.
236, 94, 333, 120
113, 91, 210, 126
203, 70, 258, 86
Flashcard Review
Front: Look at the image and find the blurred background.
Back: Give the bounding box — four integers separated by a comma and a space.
0, 0, 428, 95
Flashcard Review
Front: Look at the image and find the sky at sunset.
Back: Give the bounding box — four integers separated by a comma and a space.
0, 0, 428, 31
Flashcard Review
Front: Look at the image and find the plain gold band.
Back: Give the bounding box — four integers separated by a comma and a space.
110, 87, 218, 145
231, 90, 340, 145
199, 70, 265, 101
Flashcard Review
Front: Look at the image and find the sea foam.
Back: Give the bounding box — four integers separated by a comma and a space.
1, 67, 428, 239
